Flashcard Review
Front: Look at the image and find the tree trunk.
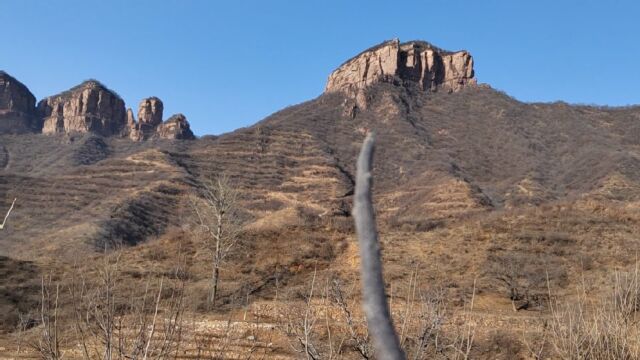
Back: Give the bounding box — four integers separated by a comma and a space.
209, 265, 219, 307
209, 213, 223, 308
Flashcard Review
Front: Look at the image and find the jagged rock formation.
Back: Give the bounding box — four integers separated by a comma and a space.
125, 98, 194, 140
126, 108, 136, 126
37, 80, 127, 136
125, 108, 143, 141
0, 77, 198, 140
0, 71, 37, 133
137, 97, 163, 128
154, 113, 195, 139
325, 39, 475, 116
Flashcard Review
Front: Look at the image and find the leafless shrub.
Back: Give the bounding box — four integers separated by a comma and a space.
404, 287, 447, 360
25, 252, 185, 360
280, 268, 345, 360
30, 276, 63, 360
280, 273, 482, 360
487, 251, 566, 310
68, 253, 185, 359
13, 312, 35, 356
547, 271, 640, 359
330, 277, 372, 359
440, 281, 476, 360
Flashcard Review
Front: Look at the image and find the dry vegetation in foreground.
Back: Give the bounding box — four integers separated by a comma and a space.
5, 86, 640, 358
4, 136, 640, 360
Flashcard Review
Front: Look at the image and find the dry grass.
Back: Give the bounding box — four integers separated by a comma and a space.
4, 82, 640, 358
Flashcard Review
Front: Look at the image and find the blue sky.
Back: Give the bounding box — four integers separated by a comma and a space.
2, 0, 638, 136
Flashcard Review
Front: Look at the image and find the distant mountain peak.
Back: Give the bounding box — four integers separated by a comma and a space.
0, 74, 194, 140
325, 39, 476, 97
0, 70, 37, 133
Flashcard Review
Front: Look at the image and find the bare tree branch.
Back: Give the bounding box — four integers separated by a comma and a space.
353, 132, 406, 360
0, 197, 16, 230
190, 174, 243, 307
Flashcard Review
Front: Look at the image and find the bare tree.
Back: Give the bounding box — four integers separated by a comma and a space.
31, 275, 63, 360
353, 133, 406, 360
281, 269, 348, 360
69, 252, 185, 360
330, 278, 372, 359
190, 174, 243, 307
0, 197, 16, 230
286, 267, 322, 360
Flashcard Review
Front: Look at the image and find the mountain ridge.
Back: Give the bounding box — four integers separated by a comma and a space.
3, 40, 640, 358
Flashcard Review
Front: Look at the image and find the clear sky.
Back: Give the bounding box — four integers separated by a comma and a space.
2, 0, 638, 136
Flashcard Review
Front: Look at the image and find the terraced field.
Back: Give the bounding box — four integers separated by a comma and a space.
3, 84, 640, 357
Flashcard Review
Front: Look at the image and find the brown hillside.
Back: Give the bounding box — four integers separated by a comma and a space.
3, 40, 640, 358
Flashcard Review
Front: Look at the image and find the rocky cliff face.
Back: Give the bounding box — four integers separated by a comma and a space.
0, 71, 37, 133
325, 39, 476, 97
124, 98, 193, 140
125, 108, 143, 140
154, 113, 195, 140
31, 81, 194, 140
37, 80, 127, 136
137, 97, 163, 128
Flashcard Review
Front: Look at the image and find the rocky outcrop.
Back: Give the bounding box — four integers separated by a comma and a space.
1, 75, 194, 140
0, 71, 37, 133
154, 114, 195, 140
124, 98, 193, 140
125, 108, 144, 141
137, 97, 163, 128
37, 80, 126, 136
325, 39, 476, 97
126, 108, 136, 128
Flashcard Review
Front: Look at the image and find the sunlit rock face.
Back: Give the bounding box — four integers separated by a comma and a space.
0, 71, 37, 133
37, 80, 127, 136
325, 39, 476, 96
137, 97, 164, 128
153, 113, 195, 140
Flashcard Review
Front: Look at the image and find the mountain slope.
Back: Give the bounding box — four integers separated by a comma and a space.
3, 40, 640, 357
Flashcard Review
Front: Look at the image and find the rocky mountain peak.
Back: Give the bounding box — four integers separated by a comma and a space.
0, 71, 37, 133
325, 39, 476, 97
0, 73, 196, 140
37, 80, 127, 136
0, 71, 36, 111
137, 97, 164, 127
124, 97, 194, 140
